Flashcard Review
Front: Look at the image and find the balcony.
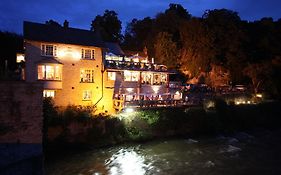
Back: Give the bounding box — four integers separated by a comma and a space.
105, 60, 168, 72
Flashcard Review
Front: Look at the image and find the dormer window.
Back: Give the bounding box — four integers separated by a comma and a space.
81, 49, 95, 59
41, 44, 57, 57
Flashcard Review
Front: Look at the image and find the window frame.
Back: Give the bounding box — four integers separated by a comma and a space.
80, 69, 94, 83
81, 48, 95, 60
37, 64, 62, 81
107, 72, 116, 81
124, 70, 139, 82
41, 44, 57, 57
43, 90, 55, 98
82, 90, 92, 101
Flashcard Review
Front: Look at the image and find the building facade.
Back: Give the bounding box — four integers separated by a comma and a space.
24, 21, 182, 114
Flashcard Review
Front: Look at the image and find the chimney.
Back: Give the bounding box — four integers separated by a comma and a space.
63, 20, 69, 28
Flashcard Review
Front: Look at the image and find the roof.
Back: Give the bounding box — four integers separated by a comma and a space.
36, 57, 63, 64
105, 42, 125, 56
24, 21, 105, 48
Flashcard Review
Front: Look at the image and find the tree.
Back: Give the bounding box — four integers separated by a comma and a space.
154, 32, 178, 68
91, 10, 122, 42
243, 62, 271, 94
0, 31, 23, 74
153, 3, 191, 39
123, 17, 153, 51
203, 9, 247, 83
179, 18, 213, 77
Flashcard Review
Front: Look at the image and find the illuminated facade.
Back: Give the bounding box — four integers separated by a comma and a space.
104, 46, 181, 111
24, 21, 181, 114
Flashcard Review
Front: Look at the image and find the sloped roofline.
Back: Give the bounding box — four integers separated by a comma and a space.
24, 21, 106, 48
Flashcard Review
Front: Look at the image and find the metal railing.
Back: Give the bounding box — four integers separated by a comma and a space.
113, 98, 184, 111
105, 60, 168, 72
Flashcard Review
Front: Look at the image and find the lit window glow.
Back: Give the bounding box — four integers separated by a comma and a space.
124, 71, 139, 81
83, 90, 92, 100
16, 54, 25, 63
108, 72, 116, 80
43, 90, 55, 98
38, 65, 62, 80
80, 69, 94, 83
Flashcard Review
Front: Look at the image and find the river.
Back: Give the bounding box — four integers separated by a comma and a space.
46, 129, 281, 175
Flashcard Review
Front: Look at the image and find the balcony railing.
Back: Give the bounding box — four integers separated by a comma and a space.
113, 98, 184, 111
105, 60, 168, 72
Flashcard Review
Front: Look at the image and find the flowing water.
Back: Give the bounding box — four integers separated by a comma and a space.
46, 129, 281, 175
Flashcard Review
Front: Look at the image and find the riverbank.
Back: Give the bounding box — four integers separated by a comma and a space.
44, 98, 281, 155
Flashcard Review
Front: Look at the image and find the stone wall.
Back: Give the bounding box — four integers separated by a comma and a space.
0, 81, 43, 175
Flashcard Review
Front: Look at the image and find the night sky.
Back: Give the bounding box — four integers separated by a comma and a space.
0, 0, 280, 34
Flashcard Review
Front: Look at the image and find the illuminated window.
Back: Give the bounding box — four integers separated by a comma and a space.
141, 72, 152, 84
153, 74, 160, 85
37, 65, 62, 80
124, 71, 139, 81
41, 44, 57, 57
16, 53, 25, 63
80, 69, 94, 83
161, 74, 167, 83
107, 72, 116, 80
43, 90, 55, 98
83, 90, 92, 100
81, 49, 95, 59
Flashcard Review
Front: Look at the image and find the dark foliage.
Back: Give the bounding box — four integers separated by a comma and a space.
0, 31, 23, 74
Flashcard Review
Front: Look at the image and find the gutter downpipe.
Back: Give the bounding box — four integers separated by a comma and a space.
93, 51, 105, 110
93, 70, 104, 109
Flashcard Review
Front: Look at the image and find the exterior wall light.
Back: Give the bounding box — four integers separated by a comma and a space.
127, 88, 133, 93
125, 108, 134, 113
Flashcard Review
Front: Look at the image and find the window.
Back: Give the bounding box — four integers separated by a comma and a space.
107, 72, 116, 81
81, 49, 95, 59
16, 53, 25, 63
141, 72, 152, 84
43, 90, 55, 98
160, 74, 167, 84
153, 73, 161, 85
124, 70, 139, 81
83, 90, 92, 100
38, 65, 62, 80
80, 69, 94, 83
41, 44, 57, 56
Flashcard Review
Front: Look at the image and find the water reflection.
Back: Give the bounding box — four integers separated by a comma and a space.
46, 130, 281, 175
105, 148, 149, 175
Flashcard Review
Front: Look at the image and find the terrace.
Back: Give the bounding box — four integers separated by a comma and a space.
113, 92, 184, 111
104, 60, 168, 72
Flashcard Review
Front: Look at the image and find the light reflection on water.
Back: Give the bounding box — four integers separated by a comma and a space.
46, 130, 281, 175
105, 148, 149, 175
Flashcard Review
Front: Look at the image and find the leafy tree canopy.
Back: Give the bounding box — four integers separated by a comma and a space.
91, 10, 122, 42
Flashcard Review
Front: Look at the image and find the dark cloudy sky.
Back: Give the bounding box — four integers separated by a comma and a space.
0, 0, 280, 34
